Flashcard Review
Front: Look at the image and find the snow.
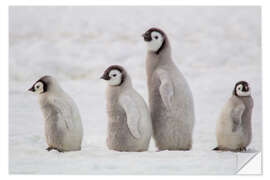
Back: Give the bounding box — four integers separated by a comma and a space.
9, 6, 261, 174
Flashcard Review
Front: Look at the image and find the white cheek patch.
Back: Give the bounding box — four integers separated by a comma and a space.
146, 31, 164, 52
35, 82, 44, 94
108, 70, 122, 86
236, 84, 251, 96
237, 88, 251, 96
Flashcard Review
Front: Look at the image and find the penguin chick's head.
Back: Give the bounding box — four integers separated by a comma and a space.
234, 81, 251, 97
142, 27, 165, 54
28, 78, 48, 94
101, 65, 125, 86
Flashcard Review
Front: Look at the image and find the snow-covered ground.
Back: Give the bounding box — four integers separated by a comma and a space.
9, 7, 261, 174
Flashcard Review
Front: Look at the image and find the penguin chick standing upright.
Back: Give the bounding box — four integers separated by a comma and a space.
28, 75, 83, 152
142, 27, 195, 151
214, 81, 253, 152
101, 65, 152, 152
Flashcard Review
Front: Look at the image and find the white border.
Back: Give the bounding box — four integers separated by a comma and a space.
0, 0, 9, 177
238, 153, 262, 174
1, 0, 268, 179
3, 0, 266, 6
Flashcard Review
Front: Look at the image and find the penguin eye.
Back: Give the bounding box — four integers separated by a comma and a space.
154, 36, 158, 39
112, 74, 117, 77
36, 85, 40, 89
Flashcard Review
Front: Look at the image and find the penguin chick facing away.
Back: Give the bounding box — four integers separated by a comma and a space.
142, 27, 195, 151
214, 81, 253, 152
101, 65, 152, 152
28, 75, 83, 152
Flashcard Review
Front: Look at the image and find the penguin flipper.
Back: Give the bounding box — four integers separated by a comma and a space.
231, 103, 245, 132
52, 97, 74, 130
119, 95, 141, 139
156, 69, 174, 110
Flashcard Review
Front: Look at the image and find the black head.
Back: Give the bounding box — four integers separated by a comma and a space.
142, 27, 166, 54
100, 65, 125, 86
234, 81, 251, 97
28, 78, 48, 94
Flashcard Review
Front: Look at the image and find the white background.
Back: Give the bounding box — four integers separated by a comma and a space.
1, 0, 269, 179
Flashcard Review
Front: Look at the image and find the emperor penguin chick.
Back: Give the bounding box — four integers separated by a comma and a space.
101, 65, 152, 152
214, 81, 253, 152
142, 27, 195, 151
28, 76, 83, 152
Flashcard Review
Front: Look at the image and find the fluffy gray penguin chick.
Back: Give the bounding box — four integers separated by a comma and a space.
101, 65, 152, 152
214, 81, 253, 152
28, 75, 83, 152
142, 27, 195, 151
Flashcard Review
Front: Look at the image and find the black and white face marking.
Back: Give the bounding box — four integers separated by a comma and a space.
101, 65, 124, 86
107, 69, 122, 86
234, 81, 251, 97
28, 80, 47, 94
142, 28, 165, 54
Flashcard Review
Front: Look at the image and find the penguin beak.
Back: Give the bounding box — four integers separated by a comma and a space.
100, 74, 110, 81
142, 32, 151, 42
28, 86, 35, 92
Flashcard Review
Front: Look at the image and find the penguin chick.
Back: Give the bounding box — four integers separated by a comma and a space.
101, 65, 152, 152
143, 27, 195, 151
214, 81, 253, 152
28, 75, 83, 152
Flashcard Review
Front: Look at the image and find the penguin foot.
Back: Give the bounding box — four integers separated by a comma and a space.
239, 147, 247, 152
46, 147, 53, 151
46, 147, 63, 153
213, 147, 220, 151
